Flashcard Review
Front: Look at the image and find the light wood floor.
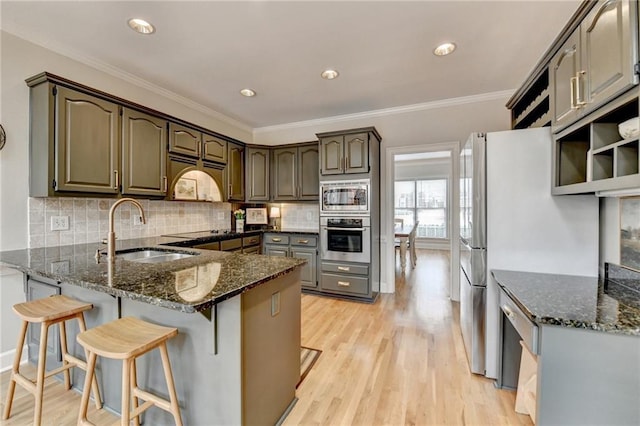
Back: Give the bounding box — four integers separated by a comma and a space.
284, 249, 532, 426
0, 249, 532, 425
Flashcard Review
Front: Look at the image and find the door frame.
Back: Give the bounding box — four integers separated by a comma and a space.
384, 141, 460, 301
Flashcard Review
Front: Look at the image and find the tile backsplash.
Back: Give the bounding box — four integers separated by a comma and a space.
28, 197, 231, 248
280, 203, 319, 230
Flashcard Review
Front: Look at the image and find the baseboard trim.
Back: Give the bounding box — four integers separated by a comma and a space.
0, 345, 28, 373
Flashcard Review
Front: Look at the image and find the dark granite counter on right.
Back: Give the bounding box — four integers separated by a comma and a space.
492, 266, 640, 336
491, 264, 639, 426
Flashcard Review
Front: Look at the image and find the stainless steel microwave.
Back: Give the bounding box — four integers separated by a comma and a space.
320, 179, 370, 215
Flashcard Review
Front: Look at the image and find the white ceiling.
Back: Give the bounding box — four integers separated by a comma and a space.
1, 1, 581, 129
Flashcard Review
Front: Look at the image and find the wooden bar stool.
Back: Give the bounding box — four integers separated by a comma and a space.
76, 316, 182, 426
2, 295, 102, 426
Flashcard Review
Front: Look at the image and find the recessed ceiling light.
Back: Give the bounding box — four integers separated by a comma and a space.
433, 42, 456, 56
321, 69, 339, 80
240, 88, 256, 97
127, 18, 155, 35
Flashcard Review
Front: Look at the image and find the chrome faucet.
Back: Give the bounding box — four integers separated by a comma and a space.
107, 198, 146, 261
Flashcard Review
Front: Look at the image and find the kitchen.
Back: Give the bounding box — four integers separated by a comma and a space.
1, 1, 639, 425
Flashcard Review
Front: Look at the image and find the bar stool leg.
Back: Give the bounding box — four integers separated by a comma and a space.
130, 358, 141, 426
58, 320, 72, 390
34, 321, 50, 426
77, 313, 102, 409
121, 358, 131, 426
2, 320, 28, 420
77, 350, 97, 426
159, 342, 183, 426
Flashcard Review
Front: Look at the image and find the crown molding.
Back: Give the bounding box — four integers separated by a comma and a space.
2, 26, 253, 134
253, 89, 514, 135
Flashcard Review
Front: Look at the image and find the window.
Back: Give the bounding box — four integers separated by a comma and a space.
394, 179, 447, 239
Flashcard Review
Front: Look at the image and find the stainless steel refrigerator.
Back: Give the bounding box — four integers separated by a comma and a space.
459, 127, 599, 377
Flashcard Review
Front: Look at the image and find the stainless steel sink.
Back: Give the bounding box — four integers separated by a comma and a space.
116, 249, 198, 263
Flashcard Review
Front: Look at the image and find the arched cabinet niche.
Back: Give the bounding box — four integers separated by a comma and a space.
168, 156, 224, 201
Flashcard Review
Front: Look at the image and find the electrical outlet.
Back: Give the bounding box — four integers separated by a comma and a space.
271, 292, 280, 316
50, 216, 69, 231
50, 260, 70, 275
218, 212, 226, 220
133, 215, 144, 226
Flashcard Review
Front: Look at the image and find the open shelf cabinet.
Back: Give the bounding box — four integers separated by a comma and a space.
552, 90, 640, 195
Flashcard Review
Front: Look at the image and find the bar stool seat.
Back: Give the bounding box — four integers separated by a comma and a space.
2, 295, 102, 426
77, 316, 182, 426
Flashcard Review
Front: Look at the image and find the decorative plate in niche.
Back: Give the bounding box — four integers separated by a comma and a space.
620, 196, 640, 271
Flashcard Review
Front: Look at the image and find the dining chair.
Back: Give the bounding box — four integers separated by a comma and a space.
394, 218, 404, 227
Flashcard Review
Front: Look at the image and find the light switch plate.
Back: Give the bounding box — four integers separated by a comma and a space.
218, 212, 226, 220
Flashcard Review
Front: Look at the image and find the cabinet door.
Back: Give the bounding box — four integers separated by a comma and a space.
169, 122, 201, 158
272, 147, 298, 200
264, 246, 289, 257
227, 142, 245, 201
298, 144, 320, 200
291, 247, 317, 288
55, 87, 119, 194
581, 0, 638, 110
246, 147, 270, 201
121, 108, 167, 196
320, 136, 344, 175
344, 133, 369, 173
202, 162, 225, 201
202, 133, 227, 164
550, 30, 582, 129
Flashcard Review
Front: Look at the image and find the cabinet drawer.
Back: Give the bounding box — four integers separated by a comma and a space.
220, 238, 242, 251
192, 241, 220, 250
290, 235, 317, 247
499, 289, 539, 354
263, 234, 289, 245
243, 236, 261, 247
321, 262, 368, 276
320, 273, 369, 295
243, 246, 261, 255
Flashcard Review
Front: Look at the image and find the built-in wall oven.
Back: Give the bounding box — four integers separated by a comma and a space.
320, 179, 370, 215
320, 216, 370, 263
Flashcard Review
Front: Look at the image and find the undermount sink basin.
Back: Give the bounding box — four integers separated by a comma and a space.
116, 248, 198, 263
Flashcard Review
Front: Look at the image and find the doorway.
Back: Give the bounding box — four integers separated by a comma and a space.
384, 142, 460, 300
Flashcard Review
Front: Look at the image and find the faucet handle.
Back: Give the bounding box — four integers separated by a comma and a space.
101, 237, 116, 244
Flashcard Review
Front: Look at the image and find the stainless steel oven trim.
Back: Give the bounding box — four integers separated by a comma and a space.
320, 216, 371, 263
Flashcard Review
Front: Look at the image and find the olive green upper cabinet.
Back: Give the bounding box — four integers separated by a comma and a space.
227, 142, 245, 201
27, 80, 120, 196
202, 133, 227, 164
168, 122, 200, 158
298, 144, 319, 200
169, 124, 228, 164
550, 30, 582, 129
272, 143, 319, 201
320, 132, 369, 175
55, 87, 120, 194
551, 0, 638, 131
581, 0, 638, 108
121, 108, 168, 196
246, 147, 270, 201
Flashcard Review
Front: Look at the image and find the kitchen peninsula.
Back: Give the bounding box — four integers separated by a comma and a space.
0, 236, 305, 425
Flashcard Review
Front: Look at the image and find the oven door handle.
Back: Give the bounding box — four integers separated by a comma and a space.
324, 227, 367, 231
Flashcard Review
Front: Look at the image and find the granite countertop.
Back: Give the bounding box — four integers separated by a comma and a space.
492, 267, 640, 336
0, 237, 305, 314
